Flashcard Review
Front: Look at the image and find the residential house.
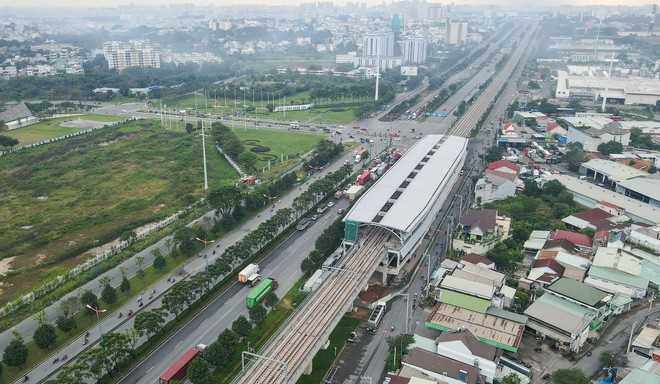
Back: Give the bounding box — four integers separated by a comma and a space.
535, 249, 589, 281
435, 328, 502, 383
545, 278, 613, 330
584, 247, 657, 299
453, 209, 511, 254
548, 230, 594, 256
561, 208, 613, 230
523, 230, 551, 254
486, 160, 520, 175
628, 224, 660, 254
521, 259, 565, 290
460, 253, 496, 270
402, 347, 485, 384
475, 170, 517, 204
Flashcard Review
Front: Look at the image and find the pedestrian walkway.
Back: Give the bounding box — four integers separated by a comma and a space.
5, 149, 359, 383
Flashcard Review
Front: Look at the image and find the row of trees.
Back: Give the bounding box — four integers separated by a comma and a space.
300, 217, 346, 276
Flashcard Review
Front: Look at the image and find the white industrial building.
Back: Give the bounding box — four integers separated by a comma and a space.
343, 135, 467, 282
555, 69, 660, 106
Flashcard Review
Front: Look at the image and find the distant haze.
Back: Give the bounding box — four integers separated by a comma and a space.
0, 0, 653, 8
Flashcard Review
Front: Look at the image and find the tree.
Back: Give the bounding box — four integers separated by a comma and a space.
564, 143, 589, 172
599, 350, 614, 366
187, 356, 210, 384
264, 291, 279, 309
133, 308, 166, 340
597, 140, 623, 155
59, 296, 80, 319
154, 252, 167, 272
249, 304, 267, 326
551, 368, 590, 384
208, 185, 242, 219
206, 330, 240, 367
135, 255, 145, 280
120, 274, 131, 293
500, 372, 522, 384
33, 323, 57, 351
101, 283, 117, 307
0, 361, 3, 378
56, 315, 76, 335
185, 122, 194, 133
484, 145, 504, 163
0, 135, 19, 149
522, 179, 541, 197
231, 315, 252, 340
3, 331, 28, 369
80, 289, 99, 320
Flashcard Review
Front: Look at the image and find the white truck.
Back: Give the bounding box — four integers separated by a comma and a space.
238, 264, 260, 284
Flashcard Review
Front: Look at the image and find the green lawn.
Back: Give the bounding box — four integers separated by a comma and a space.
3, 114, 126, 146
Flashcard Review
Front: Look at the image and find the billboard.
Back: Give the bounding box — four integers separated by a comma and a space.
400, 66, 418, 76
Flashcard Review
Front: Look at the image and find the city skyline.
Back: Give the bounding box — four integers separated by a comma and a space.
0, 0, 654, 9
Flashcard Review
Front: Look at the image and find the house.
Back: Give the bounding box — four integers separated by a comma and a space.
631, 325, 660, 359
524, 293, 598, 352
583, 247, 657, 299
435, 328, 502, 383
522, 230, 551, 254
460, 253, 496, 270
501, 123, 516, 136
452, 209, 511, 254
566, 121, 631, 152
545, 278, 613, 330
486, 160, 520, 175
535, 249, 589, 281
561, 208, 613, 230
547, 230, 593, 256
542, 238, 582, 255
628, 224, 660, 254
402, 347, 485, 384
522, 259, 565, 289
474, 170, 517, 204
0, 102, 39, 131
546, 122, 567, 136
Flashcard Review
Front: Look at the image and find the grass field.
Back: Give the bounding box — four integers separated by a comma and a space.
3, 114, 126, 146
0, 118, 322, 305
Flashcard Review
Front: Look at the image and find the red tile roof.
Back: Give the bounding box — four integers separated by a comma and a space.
545, 122, 560, 132
572, 208, 613, 223
598, 201, 622, 210
542, 238, 579, 254
487, 159, 520, 173
549, 230, 594, 247
460, 253, 495, 267
532, 258, 566, 275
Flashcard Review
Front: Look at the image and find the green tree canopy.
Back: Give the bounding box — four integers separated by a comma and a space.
33, 323, 57, 351
597, 140, 623, 155
2, 332, 28, 368
551, 368, 590, 384
187, 357, 210, 384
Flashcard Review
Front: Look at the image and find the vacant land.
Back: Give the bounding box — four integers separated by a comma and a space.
232, 126, 323, 169
0, 119, 322, 304
3, 114, 126, 146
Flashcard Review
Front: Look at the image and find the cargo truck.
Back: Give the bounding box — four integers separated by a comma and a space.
246, 278, 279, 308
334, 190, 343, 199
246, 274, 261, 287
159, 344, 206, 384
238, 264, 260, 284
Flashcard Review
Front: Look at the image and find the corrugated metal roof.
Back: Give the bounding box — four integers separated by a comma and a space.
588, 266, 649, 289
524, 294, 595, 334
438, 290, 490, 313
344, 135, 467, 233
441, 275, 495, 300
547, 278, 608, 307
0, 102, 33, 122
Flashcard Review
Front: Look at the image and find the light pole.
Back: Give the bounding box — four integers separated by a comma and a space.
199, 121, 209, 190
85, 304, 107, 349
195, 237, 215, 272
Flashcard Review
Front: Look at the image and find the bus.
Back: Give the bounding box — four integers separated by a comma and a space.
296, 218, 310, 231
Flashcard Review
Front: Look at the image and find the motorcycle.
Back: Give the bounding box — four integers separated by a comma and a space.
52, 357, 59, 364
23, 375, 29, 382
118, 312, 123, 319
587, 351, 592, 357
127, 310, 134, 317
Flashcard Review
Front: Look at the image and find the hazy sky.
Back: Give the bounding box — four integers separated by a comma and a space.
0, 0, 654, 8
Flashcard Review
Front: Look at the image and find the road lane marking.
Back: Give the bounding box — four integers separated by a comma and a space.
146, 366, 154, 373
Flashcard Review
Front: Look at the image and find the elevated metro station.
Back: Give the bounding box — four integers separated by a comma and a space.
343, 134, 467, 283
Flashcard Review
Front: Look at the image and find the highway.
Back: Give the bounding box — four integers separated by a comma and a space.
117, 198, 351, 383
233, 21, 538, 384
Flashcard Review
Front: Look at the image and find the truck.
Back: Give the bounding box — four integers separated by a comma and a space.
159, 344, 206, 384
317, 205, 328, 214
246, 278, 279, 308
246, 273, 261, 287
355, 148, 369, 163
334, 190, 343, 199
367, 301, 386, 332
357, 171, 371, 185
238, 264, 260, 284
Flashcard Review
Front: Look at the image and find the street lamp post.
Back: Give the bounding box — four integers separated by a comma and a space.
195, 237, 215, 272
85, 304, 107, 349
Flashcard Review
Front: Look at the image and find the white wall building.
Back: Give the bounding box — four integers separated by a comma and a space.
401, 37, 427, 64
103, 40, 161, 71
446, 22, 468, 45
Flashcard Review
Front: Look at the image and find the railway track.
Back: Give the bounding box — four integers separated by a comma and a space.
449, 24, 537, 138
237, 228, 389, 383
235, 25, 538, 384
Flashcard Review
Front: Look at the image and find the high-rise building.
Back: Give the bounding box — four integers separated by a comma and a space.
103, 40, 161, 71
391, 13, 403, 31
402, 37, 427, 64
428, 5, 443, 20
362, 32, 395, 57
445, 22, 468, 45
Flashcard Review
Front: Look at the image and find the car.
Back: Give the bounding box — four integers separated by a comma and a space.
348, 332, 357, 342
311, 214, 319, 221
327, 201, 334, 208
337, 208, 345, 214
412, 136, 421, 139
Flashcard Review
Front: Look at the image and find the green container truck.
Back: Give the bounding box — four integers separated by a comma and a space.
246, 278, 279, 308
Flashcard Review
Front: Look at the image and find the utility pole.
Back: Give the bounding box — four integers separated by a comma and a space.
201, 121, 209, 190
627, 321, 637, 354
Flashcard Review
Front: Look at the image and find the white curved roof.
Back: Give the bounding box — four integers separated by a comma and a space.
345, 134, 467, 233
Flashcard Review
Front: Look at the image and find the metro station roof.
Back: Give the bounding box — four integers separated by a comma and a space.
344, 134, 467, 233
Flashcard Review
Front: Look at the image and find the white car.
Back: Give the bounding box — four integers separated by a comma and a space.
327, 201, 334, 208
311, 214, 319, 221
337, 208, 345, 214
